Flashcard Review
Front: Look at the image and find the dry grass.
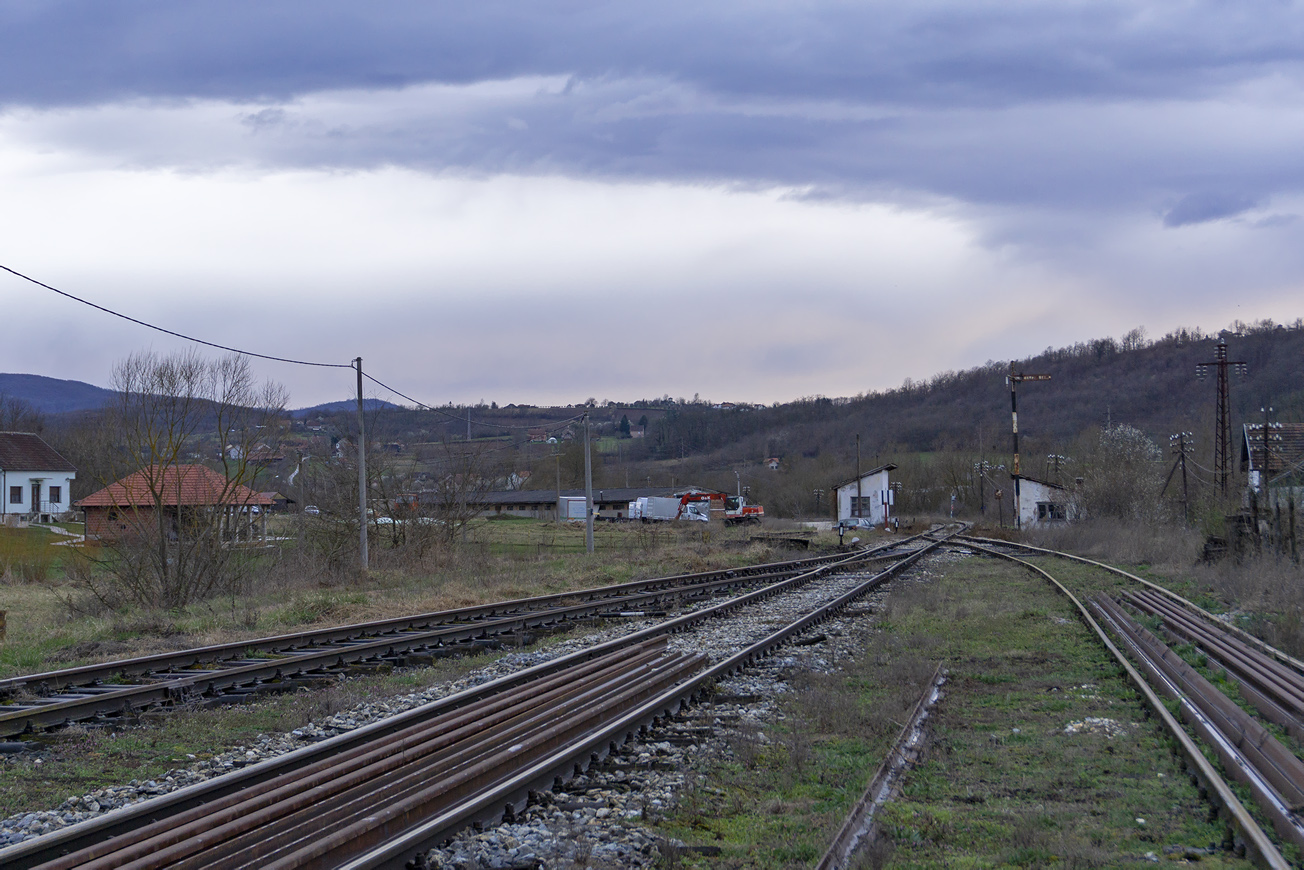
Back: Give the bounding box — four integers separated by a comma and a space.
1024, 518, 1203, 570
1, 520, 784, 677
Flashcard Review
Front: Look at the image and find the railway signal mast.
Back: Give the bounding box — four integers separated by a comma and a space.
1008, 362, 1052, 531
1195, 337, 1247, 496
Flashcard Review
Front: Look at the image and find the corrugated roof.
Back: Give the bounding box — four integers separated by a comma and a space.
0, 432, 76, 473
77, 465, 272, 508
1243, 423, 1304, 478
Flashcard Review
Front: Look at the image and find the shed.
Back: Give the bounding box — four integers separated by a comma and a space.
833, 463, 898, 525
1242, 422, 1304, 508
1016, 475, 1075, 528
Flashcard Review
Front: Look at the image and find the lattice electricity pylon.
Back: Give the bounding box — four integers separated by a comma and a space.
1195, 336, 1247, 496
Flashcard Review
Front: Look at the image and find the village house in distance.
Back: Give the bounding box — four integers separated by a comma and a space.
78, 465, 273, 543
0, 431, 76, 524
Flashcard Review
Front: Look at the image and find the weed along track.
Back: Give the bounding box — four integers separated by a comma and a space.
0, 546, 920, 740
0, 529, 958, 868
934, 537, 1293, 868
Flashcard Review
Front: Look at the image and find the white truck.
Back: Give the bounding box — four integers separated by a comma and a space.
559, 496, 588, 521
628, 496, 707, 522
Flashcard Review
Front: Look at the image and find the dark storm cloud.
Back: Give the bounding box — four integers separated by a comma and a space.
1163, 191, 1259, 227
4, 2, 1301, 108
4, 1, 1304, 224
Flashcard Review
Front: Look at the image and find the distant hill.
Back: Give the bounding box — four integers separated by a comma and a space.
291, 398, 403, 417
0, 373, 116, 414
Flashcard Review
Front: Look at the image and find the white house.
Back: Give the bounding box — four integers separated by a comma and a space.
1016, 475, 1074, 528
834, 463, 898, 525
0, 432, 77, 523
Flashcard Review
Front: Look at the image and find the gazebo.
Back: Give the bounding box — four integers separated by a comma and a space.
78, 465, 273, 543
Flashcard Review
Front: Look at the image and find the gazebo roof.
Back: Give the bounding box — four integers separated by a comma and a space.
77, 465, 272, 508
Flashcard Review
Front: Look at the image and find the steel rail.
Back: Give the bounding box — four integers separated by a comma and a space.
955, 539, 1289, 869
0, 548, 914, 738
958, 534, 1304, 674
337, 525, 965, 870
1122, 589, 1304, 739
815, 662, 945, 870
1092, 595, 1304, 854
0, 537, 917, 869
29, 643, 679, 870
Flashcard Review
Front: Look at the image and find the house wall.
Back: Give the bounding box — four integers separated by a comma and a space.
1, 469, 77, 517
1017, 479, 1074, 527
84, 505, 155, 541
836, 470, 892, 524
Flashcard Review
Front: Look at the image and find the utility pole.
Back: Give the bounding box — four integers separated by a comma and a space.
554, 450, 561, 524
1165, 433, 1193, 525
354, 357, 368, 572
1195, 336, 1247, 496
1008, 362, 1051, 531
855, 434, 862, 519
583, 414, 594, 554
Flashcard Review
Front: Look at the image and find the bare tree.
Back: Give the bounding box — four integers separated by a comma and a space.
78, 351, 288, 608
0, 394, 45, 433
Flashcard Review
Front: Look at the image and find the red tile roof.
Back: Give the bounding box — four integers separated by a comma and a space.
0, 432, 76, 473
77, 465, 272, 508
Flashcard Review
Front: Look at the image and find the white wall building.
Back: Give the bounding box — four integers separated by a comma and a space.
0, 432, 77, 522
1016, 475, 1074, 528
834, 463, 898, 525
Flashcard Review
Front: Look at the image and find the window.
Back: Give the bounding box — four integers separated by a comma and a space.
8, 486, 20, 505
851, 496, 873, 515
49, 486, 62, 504
1037, 502, 1067, 521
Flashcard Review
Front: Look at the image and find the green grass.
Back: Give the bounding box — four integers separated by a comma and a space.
655, 555, 1251, 868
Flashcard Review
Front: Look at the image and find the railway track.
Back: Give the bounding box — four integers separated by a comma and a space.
0, 543, 920, 739
0, 526, 960, 869
948, 536, 1300, 869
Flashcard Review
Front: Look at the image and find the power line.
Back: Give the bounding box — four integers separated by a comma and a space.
360, 370, 586, 431
1, 263, 353, 369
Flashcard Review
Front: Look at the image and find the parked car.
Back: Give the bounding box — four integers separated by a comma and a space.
304, 505, 321, 516
838, 517, 874, 530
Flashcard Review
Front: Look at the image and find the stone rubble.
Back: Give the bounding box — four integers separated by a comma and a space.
0, 548, 934, 857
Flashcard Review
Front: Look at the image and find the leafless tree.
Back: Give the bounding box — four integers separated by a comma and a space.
78, 351, 288, 609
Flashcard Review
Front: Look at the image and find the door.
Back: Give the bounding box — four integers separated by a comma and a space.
30, 481, 41, 514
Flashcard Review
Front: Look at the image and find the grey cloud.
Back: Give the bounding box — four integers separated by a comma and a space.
1163, 191, 1259, 227
4, 1, 1304, 245
3, 2, 1303, 110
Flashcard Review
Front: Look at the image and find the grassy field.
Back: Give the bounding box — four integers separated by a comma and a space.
655, 552, 1251, 869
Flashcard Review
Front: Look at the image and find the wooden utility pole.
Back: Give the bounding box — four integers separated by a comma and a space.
1008, 362, 1051, 531
354, 357, 368, 571
1164, 433, 1193, 525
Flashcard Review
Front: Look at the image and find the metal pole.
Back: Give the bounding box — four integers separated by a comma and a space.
554, 451, 561, 524
1010, 362, 1020, 530
1007, 362, 1051, 531
584, 414, 594, 554
355, 357, 368, 571
855, 434, 862, 519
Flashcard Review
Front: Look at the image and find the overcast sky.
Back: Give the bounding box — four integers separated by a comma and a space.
2, 1, 1301, 408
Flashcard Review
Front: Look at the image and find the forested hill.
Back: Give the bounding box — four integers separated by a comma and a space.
637, 321, 1304, 463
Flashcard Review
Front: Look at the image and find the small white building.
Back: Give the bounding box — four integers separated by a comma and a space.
1016, 475, 1074, 528
0, 432, 77, 523
833, 463, 898, 525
